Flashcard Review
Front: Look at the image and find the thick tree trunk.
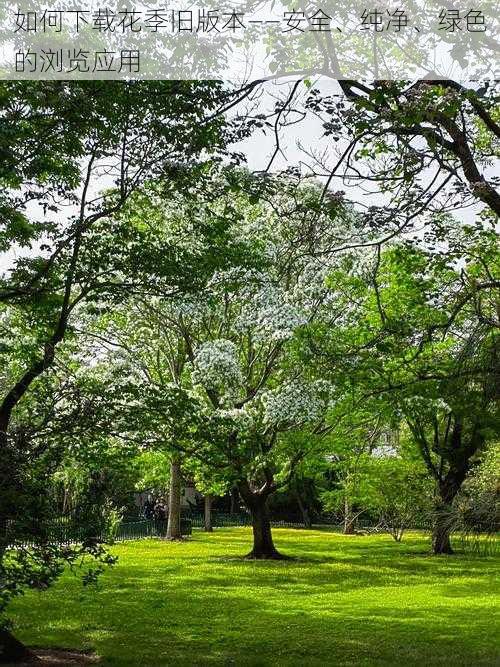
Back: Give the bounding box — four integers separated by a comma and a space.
0, 628, 37, 663
248, 501, 284, 559
432, 508, 453, 555
343, 498, 356, 535
166, 456, 182, 540
238, 483, 288, 559
432, 468, 467, 555
432, 491, 456, 555
204, 494, 213, 532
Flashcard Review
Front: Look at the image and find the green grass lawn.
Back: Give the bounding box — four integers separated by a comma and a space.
10, 528, 500, 666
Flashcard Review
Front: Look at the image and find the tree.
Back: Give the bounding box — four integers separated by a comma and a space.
305, 80, 500, 218
320, 412, 384, 535
182, 458, 229, 533
450, 443, 499, 554
367, 450, 434, 542
321, 426, 433, 542
0, 80, 231, 660
166, 455, 183, 540
285, 469, 323, 529
378, 247, 499, 553
89, 172, 362, 559
52, 439, 138, 518
0, 351, 119, 662
233, 78, 499, 232
316, 239, 499, 554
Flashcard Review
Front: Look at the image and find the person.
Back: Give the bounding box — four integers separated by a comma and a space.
143, 495, 155, 520
153, 498, 168, 538
153, 499, 167, 521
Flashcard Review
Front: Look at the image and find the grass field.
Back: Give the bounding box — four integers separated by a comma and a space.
10, 528, 500, 666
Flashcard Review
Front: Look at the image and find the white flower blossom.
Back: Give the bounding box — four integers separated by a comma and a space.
261, 379, 333, 427
237, 284, 307, 341
214, 405, 256, 431
192, 339, 244, 393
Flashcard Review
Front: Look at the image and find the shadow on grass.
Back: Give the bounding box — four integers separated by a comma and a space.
10, 529, 500, 667
41, 586, 499, 666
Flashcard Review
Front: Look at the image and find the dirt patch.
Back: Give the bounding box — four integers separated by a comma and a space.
4, 648, 99, 666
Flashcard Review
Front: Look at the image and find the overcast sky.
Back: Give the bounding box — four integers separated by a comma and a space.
0, 79, 483, 276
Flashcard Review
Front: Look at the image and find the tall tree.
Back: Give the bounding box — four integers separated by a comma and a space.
89, 172, 361, 558
0, 80, 230, 660
313, 238, 499, 553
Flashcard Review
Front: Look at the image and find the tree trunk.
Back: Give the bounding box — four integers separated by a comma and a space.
432, 468, 467, 555
247, 500, 284, 559
166, 456, 182, 540
0, 628, 37, 663
343, 498, 356, 535
432, 495, 455, 555
238, 483, 288, 559
432, 508, 453, 554
62, 486, 68, 515
295, 490, 312, 528
229, 487, 238, 514
204, 494, 213, 532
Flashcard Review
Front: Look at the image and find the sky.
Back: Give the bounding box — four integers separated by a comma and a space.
0, 78, 485, 277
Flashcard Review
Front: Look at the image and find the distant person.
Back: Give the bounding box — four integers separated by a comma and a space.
154, 500, 167, 522
144, 497, 155, 520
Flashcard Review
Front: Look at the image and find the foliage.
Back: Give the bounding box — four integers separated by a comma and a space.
82, 173, 357, 548
0, 80, 232, 638
449, 443, 500, 554
1, 77, 499, 652
367, 456, 434, 541
305, 80, 500, 220
134, 451, 172, 497
52, 440, 139, 518
319, 416, 433, 540
308, 236, 499, 551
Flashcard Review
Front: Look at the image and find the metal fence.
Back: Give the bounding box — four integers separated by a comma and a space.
181, 510, 342, 529
10, 512, 319, 547
12, 512, 432, 548
115, 513, 314, 539
183, 511, 309, 529
10, 518, 184, 547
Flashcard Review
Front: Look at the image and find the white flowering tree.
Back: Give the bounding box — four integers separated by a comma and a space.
92, 172, 366, 558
